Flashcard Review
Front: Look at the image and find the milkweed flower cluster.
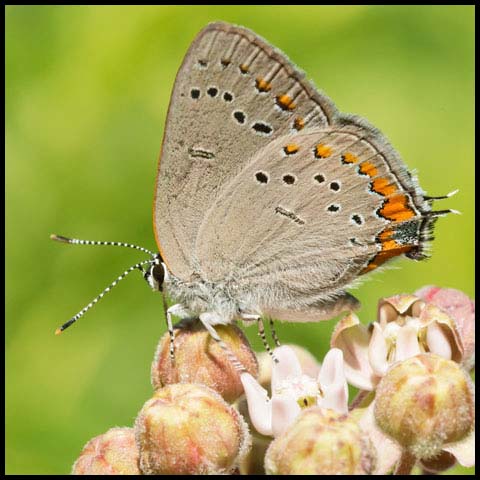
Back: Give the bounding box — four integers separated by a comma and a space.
71, 286, 474, 475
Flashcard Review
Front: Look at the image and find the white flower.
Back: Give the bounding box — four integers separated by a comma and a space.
331, 294, 464, 390
240, 346, 348, 438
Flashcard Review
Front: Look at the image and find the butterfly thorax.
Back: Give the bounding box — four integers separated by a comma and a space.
165, 273, 253, 324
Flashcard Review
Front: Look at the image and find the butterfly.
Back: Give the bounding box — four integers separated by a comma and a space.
53, 22, 455, 363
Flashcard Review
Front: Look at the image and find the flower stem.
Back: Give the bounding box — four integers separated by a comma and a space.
349, 389, 371, 410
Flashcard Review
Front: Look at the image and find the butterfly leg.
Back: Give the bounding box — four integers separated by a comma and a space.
166, 303, 191, 361
199, 313, 246, 372
268, 318, 281, 348
240, 313, 278, 363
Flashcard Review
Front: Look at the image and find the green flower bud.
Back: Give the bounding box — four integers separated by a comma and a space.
265, 408, 376, 475
71, 427, 140, 475
374, 354, 474, 460
151, 320, 258, 402
135, 383, 251, 474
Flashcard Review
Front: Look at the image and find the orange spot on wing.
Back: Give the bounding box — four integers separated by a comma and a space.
342, 152, 358, 164
293, 117, 305, 131
314, 144, 332, 158
359, 161, 378, 177
276, 94, 296, 110
378, 229, 394, 242
284, 144, 299, 155
362, 228, 414, 273
371, 178, 397, 196
255, 78, 272, 92
378, 194, 416, 222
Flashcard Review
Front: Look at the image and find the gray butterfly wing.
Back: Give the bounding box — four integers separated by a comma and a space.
154, 22, 338, 280
195, 120, 432, 320
264, 293, 360, 323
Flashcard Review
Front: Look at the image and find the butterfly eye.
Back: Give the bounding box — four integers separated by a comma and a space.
151, 263, 165, 290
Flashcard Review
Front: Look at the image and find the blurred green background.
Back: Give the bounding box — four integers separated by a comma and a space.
6, 5, 474, 475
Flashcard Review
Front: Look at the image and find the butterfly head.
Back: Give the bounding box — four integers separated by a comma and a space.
50, 234, 171, 334
145, 254, 168, 292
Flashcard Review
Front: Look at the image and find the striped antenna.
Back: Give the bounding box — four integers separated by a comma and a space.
50, 234, 156, 257
51, 234, 158, 335
54, 259, 155, 335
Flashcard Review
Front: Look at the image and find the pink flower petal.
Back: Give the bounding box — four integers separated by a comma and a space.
394, 324, 421, 362
271, 392, 301, 438
417, 302, 456, 328
416, 285, 475, 369
368, 322, 389, 376
318, 348, 344, 387
320, 380, 348, 415
271, 345, 302, 392
377, 301, 399, 325
426, 322, 453, 359
443, 429, 475, 467
331, 313, 376, 390
415, 285, 441, 302
418, 303, 463, 363
358, 403, 402, 474
378, 295, 420, 322
318, 348, 349, 413
240, 372, 273, 436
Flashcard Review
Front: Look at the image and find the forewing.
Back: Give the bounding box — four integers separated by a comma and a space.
154, 22, 338, 280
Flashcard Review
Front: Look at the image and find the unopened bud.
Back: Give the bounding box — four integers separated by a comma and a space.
72, 427, 140, 475
151, 319, 258, 402
135, 383, 251, 474
374, 354, 474, 460
265, 408, 376, 475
